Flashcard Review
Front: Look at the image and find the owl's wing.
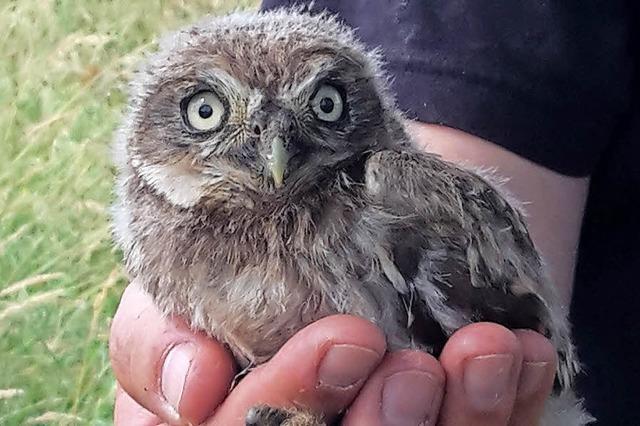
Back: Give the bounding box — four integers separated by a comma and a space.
364, 149, 577, 387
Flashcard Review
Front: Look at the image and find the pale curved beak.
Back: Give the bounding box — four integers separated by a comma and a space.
268, 136, 289, 188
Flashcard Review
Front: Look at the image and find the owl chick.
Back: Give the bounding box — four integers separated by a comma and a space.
113, 8, 592, 426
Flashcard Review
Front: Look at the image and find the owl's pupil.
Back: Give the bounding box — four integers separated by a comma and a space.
319, 97, 334, 113
198, 104, 213, 119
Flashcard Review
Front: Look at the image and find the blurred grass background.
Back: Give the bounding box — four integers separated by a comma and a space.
0, 1, 256, 424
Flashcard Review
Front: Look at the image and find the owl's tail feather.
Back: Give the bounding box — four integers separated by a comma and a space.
542, 391, 595, 426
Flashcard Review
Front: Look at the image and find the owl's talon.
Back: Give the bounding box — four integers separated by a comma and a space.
246, 405, 289, 426
245, 404, 324, 426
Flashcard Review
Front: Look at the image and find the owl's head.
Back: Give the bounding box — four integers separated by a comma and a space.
117, 9, 404, 211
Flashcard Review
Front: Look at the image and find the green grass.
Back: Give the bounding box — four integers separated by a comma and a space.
0, 1, 256, 424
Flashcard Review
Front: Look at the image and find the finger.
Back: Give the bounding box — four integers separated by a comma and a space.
114, 385, 163, 426
109, 281, 236, 425
343, 350, 445, 426
438, 322, 523, 426
508, 330, 557, 426
206, 315, 386, 426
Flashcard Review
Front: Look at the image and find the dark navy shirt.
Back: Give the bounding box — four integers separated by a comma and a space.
262, 1, 640, 423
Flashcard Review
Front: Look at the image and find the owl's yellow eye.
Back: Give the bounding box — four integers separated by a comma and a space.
311, 84, 344, 122
185, 91, 225, 131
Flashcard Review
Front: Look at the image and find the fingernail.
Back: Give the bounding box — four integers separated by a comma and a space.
518, 361, 551, 398
382, 371, 443, 426
317, 344, 380, 389
463, 354, 514, 411
161, 342, 196, 412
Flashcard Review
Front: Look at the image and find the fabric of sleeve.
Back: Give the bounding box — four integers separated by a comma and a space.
261, 0, 635, 177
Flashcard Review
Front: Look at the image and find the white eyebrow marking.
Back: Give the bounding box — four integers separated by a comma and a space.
278, 58, 335, 106
247, 89, 264, 115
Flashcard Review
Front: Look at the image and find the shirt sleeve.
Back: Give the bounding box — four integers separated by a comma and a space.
261, 0, 635, 177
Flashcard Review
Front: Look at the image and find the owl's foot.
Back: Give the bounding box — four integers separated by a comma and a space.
245, 405, 325, 426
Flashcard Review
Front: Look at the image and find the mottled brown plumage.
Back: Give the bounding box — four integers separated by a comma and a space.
112, 8, 591, 425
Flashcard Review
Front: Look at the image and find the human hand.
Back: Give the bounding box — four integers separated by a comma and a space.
110, 282, 557, 425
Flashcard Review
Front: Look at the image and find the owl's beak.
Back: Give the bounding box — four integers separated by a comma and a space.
268, 136, 289, 188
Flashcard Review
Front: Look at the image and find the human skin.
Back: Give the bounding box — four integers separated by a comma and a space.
110, 123, 586, 425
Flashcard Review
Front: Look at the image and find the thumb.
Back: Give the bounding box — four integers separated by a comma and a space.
109, 281, 236, 425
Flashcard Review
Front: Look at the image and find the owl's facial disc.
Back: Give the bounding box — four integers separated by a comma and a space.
138, 49, 384, 202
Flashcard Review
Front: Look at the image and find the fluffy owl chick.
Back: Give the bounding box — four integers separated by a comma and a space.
113, 8, 592, 426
